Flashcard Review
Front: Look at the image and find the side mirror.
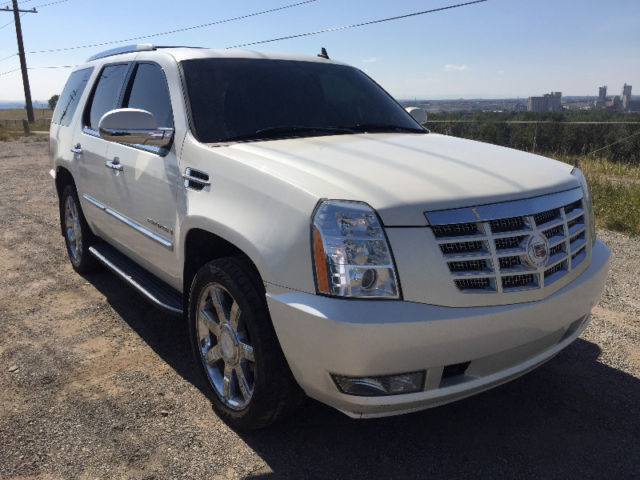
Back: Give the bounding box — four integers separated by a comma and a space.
98, 108, 174, 149
405, 107, 427, 125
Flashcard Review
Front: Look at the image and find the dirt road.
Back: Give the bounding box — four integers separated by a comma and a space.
1, 140, 638, 479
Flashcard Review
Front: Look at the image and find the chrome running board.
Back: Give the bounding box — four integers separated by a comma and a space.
89, 243, 183, 315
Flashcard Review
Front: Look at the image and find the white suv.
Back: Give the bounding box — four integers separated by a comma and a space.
49, 44, 610, 429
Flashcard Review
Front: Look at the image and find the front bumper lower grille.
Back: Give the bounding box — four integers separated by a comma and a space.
425, 188, 590, 294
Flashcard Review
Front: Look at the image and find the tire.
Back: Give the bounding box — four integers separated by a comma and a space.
60, 184, 99, 273
188, 257, 301, 429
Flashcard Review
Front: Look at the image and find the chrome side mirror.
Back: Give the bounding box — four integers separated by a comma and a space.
98, 108, 174, 149
405, 107, 427, 125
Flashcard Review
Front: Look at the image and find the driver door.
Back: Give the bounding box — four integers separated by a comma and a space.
99, 62, 181, 285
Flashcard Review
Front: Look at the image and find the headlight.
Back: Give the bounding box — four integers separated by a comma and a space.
571, 167, 596, 245
312, 200, 400, 298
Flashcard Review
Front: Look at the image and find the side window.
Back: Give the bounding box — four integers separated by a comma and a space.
125, 63, 174, 128
51, 68, 93, 127
87, 64, 129, 131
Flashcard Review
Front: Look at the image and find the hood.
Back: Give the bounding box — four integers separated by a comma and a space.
221, 133, 578, 226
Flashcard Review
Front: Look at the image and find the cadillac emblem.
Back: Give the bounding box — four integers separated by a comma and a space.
525, 233, 549, 267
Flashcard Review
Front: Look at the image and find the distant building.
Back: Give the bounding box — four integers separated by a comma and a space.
595, 86, 607, 108
595, 83, 637, 111
606, 95, 622, 110
622, 84, 632, 111
599, 86, 607, 102
527, 92, 562, 112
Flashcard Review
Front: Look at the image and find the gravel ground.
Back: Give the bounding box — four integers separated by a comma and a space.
0, 140, 639, 479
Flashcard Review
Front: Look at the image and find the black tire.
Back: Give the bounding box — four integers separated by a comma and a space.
188, 257, 301, 429
59, 184, 99, 273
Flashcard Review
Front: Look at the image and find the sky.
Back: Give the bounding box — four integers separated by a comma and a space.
0, 0, 639, 102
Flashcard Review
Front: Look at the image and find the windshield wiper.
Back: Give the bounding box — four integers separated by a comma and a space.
346, 124, 426, 134
225, 125, 355, 142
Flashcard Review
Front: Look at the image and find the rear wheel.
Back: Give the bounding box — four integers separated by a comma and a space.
188, 257, 300, 429
60, 184, 99, 273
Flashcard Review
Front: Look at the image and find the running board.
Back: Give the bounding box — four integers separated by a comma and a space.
89, 243, 183, 315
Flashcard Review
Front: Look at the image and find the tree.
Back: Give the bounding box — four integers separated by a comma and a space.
48, 94, 60, 110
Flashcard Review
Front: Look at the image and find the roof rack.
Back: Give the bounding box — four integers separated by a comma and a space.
86, 44, 156, 62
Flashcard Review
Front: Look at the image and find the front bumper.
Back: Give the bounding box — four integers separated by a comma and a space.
266, 239, 610, 418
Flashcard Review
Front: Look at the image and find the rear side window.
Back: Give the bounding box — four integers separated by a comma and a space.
51, 68, 93, 127
87, 64, 129, 131
124, 63, 173, 128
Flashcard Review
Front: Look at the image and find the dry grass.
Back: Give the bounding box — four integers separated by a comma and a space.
556, 155, 640, 236
0, 108, 53, 121
0, 109, 51, 141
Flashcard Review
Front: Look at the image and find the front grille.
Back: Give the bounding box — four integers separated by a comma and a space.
427, 188, 590, 294
440, 240, 484, 255
544, 260, 567, 279
502, 274, 535, 289
448, 259, 488, 272
567, 215, 584, 230
432, 223, 478, 238
489, 216, 525, 233
544, 224, 564, 239
455, 278, 491, 290
499, 256, 521, 269
495, 235, 526, 250
534, 208, 560, 226
549, 243, 564, 257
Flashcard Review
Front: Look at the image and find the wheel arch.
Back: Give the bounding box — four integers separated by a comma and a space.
54, 166, 76, 235
182, 227, 265, 312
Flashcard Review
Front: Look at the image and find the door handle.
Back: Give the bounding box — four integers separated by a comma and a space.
105, 159, 123, 172
70, 144, 83, 154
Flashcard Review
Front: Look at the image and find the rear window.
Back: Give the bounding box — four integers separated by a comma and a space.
51, 68, 93, 127
86, 64, 129, 131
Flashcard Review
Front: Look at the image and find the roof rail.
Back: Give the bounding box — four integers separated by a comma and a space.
87, 44, 156, 62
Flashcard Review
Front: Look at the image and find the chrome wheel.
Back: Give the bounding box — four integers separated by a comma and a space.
64, 195, 82, 263
197, 283, 255, 410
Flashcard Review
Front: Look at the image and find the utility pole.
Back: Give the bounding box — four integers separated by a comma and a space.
1, 1, 37, 123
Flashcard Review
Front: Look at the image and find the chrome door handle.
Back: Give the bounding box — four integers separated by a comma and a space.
70, 145, 83, 154
105, 159, 123, 171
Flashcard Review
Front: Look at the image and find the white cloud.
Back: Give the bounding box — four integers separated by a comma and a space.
444, 64, 470, 72
497, 70, 505, 75
362, 57, 378, 63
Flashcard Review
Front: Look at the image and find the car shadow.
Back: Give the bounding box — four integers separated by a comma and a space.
82, 269, 640, 480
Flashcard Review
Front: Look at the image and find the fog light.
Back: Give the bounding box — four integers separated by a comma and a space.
332, 371, 425, 396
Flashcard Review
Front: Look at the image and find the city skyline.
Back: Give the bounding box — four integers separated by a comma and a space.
0, 0, 639, 102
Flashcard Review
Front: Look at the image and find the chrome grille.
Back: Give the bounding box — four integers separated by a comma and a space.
426, 188, 589, 294
494, 235, 526, 250
432, 222, 479, 238
439, 240, 484, 255
489, 216, 524, 233
448, 259, 489, 272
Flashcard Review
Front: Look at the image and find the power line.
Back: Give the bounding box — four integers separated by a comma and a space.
0, 63, 75, 76
0, 66, 19, 76
32, 64, 76, 68
589, 130, 640, 156
0, 10, 22, 29
226, 0, 487, 49
26, 0, 317, 54
0, 52, 17, 61
32, 0, 67, 7
0, 0, 32, 8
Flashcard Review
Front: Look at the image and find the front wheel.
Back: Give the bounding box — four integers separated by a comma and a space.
188, 257, 301, 429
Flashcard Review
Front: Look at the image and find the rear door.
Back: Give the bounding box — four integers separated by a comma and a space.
75, 62, 131, 234
99, 61, 181, 282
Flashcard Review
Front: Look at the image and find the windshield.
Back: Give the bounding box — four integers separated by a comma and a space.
181, 58, 425, 143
